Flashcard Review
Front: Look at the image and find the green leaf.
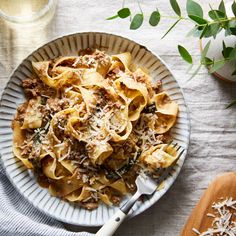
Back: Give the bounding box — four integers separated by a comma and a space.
178, 45, 193, 64
222, 41, 233, 58
149, 10, 161, 26
231, 69, 236, 75
208, 10, 226, 20
130, 14, 144, 30
170, 0, 181, 16
209, 60, 225, 73
226, 100, 236, 108
225, 20, 236, 35
232, 1, 236, 17
186, 26, 201, 37
117, 8, 131, 18
162, 19, 181, 39
202, 57, 213, 66
201, 41, 211, 61
229, 47, 236, 60
203, 23, 220, 38
187, 0, 203, 18
219, 0, 226, 14
200, 24, 209, 38
106, 15, 119, 20
229, 27, 236, 35
188, 15, 208, 25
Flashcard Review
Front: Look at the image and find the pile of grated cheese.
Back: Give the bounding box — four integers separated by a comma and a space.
192, 197, 236, 236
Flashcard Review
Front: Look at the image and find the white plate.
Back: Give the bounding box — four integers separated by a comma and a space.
0, 32, 190, 227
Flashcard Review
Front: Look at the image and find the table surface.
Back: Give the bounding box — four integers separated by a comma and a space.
0, 0, 236, 235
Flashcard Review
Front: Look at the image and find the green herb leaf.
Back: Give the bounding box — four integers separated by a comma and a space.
229, 47, 236, 60
203, 23, 220, 38
149, 10, 161, 26
202, 57, 213, 66
208, 10, 226, 20
229, 27, 236, 35
130, 13, 144, 30
188, 15, 207, 25
170, 0, 181, 16
178, 45, 193, 64
222, 41, 233, 58
200, 24, 209, 38
209, 60, 225, 73
201, 40, 211, 61
187, 0, 203, 18
232, 1, 236, 17
186, 26, 198, 37
162, 19, 181, 39
106, 15, 119, 20
218, 0, 226, 14
226, 100, 236, 108
117, 8, 131, 18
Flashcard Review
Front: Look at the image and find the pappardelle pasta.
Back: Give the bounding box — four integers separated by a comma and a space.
12, 49, 179, 210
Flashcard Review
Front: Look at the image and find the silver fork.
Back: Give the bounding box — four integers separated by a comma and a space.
96, 143, 185, 236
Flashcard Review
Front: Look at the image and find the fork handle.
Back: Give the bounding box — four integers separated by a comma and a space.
96, 192, 141, 236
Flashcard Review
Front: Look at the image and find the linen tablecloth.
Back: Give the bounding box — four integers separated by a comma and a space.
0, 0, 236, 235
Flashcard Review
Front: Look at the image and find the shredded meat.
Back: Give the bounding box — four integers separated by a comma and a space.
21, 140, 33, 157
111, 195, 121, 206
14, 102, 28, 125
82, 202, 98, 210
153, 80, 162, 93
22, 78, 55, 98
40, 98, 69, 123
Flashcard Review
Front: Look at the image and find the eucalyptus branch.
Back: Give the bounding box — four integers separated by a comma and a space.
106, 0, 236, 77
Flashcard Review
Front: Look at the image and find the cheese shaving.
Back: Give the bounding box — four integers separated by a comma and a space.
192, 197, 236, 236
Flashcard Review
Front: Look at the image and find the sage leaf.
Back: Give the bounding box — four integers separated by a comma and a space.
219, 0, 226, 14
178, 45, 193, 64
209, 60, 225, 73
232, 1, 236, 17
162, 19, 181, 39
117, 8, 131, 19
130, 14, 144, 30
189, 15, 207, 25
149, 10, 161, 26
226, 100, 236, 108
208, 10, 226, 20
170, 0, 181, 16
187, 0, 203, 18
106, 15, 119, 20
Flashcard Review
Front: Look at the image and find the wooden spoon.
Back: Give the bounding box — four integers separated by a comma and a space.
181, 172, 236, 236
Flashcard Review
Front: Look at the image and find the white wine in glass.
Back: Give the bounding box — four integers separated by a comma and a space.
0, 0, 57, 27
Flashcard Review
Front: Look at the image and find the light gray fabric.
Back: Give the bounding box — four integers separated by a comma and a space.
0, 0, 236, 236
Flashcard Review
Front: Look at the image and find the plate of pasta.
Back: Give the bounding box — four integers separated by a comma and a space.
0, 32, 190, 226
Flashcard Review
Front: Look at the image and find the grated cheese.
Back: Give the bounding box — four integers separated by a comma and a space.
192, 197, 236, 236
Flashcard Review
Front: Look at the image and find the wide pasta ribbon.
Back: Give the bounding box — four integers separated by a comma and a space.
114, 77, 149, 121
152, 92, 178, 134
